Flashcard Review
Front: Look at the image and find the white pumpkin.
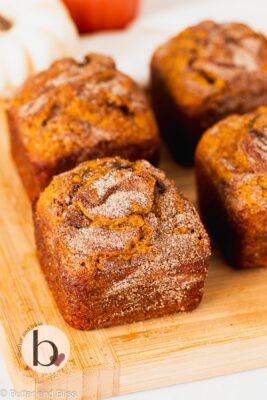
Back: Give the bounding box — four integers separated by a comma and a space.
0, 0, 78, 94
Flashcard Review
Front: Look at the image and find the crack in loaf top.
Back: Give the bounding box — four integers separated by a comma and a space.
8, 53, 158, 161
152, 20, 267, 110
196, 107, 267, 210
36, 158, 210, 282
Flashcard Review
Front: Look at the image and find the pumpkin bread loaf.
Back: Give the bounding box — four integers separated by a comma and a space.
33, 157, 211, 330
195, 107, 267, 269
151, 20, 267, 164
7, 53, 160, 201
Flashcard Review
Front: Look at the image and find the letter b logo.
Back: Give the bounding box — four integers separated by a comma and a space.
21, 325, 70, 373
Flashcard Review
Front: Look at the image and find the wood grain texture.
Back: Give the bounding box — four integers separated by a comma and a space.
0, 107, 267, 399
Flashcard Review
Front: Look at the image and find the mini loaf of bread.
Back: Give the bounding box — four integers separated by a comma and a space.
151, 20, 267, 164
195, 107, 267, 269
33, 157, 211, 330
7, 53, 160, 201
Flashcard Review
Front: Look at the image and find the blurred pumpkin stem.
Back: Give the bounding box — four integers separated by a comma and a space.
0, 15, 12, 31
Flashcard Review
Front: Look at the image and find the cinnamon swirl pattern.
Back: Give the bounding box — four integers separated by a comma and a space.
34, 157, 210, 330
151, 20, 267, 164
195, 107, 267, 268
7, 53, 160, 201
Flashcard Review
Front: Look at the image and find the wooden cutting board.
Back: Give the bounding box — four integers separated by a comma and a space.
1, 107, 267, 400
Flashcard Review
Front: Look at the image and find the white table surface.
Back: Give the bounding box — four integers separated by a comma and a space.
1, 0, 267, 398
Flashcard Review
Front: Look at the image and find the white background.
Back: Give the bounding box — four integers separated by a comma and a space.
1, 0, 267, 398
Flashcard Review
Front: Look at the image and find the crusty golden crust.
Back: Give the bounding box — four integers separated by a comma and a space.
195, 107, 267, 268
151, 20, 267, 164
33, 157, 211, 330
8, 53, 160, 201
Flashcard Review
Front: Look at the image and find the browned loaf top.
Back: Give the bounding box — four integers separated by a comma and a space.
151, 20, 267, 164
34, 157, 211, 330
8, 53, 160, 200
195, 107, 267, 268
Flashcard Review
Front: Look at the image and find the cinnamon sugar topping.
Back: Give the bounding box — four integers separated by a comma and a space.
56, 158, 211, 270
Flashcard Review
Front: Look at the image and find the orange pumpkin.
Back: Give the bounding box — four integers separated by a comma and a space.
63, 0, 140, 34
